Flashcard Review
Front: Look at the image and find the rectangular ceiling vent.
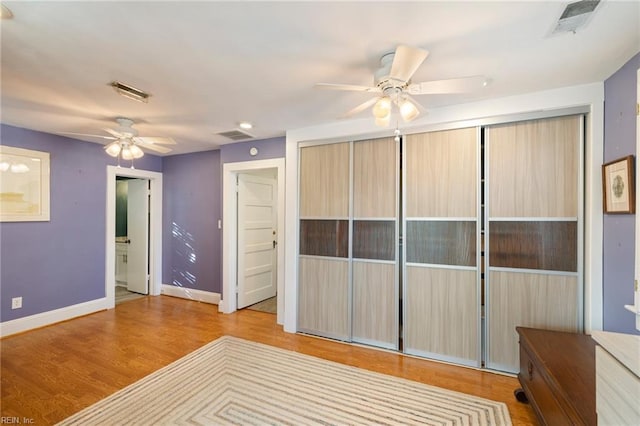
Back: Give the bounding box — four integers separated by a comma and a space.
550, 0, 600, 35
217, 129, 254, 141
109, 81, 150, 103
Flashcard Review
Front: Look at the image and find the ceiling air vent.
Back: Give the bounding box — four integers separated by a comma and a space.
217, 129, 254, 141
550, 0, 600, 35
109, 81, 151, 103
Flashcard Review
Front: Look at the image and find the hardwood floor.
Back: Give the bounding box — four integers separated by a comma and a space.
1, 295, 537, 425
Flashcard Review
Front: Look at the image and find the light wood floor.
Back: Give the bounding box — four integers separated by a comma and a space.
1, 295, 537, 425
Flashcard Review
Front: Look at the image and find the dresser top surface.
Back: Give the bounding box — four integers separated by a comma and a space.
591, 330, 640, 377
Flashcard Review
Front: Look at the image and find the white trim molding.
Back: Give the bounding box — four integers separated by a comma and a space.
161, 284, 220, 305
0, 298, 107, 338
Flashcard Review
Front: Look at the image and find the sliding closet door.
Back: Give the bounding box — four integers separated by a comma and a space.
404, 127, 481, 366
352, 137, 398, 349
298, 142, 350, 340
485, 115, 582, 373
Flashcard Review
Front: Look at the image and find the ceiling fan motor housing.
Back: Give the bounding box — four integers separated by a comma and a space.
115, 117, 138, 137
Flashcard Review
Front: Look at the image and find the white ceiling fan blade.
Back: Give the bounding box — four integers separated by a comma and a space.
104, 128, 125, 138
341, 97, 379, 118
59, 132, 116, 140
389, 45, 429, 83
315, 83, 380, 93
135, 141, 172, 154
134, 136, 177, 145
408, 75, 489, 95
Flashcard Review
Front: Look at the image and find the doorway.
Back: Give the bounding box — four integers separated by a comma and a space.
221, 158, 285, 324
115, 177, 150, 304
106, 166, 163, 309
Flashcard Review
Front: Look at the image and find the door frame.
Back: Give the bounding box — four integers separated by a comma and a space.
105, 166, 163, 308
221, 158, 285, 324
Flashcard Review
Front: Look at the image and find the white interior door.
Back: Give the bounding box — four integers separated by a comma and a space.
237, 173, 277, 308
127, 179, 149, 295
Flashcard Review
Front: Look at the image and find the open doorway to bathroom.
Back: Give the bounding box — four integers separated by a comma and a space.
115, 176, 150, 304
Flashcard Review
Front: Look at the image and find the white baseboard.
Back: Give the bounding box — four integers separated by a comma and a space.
0, 298, 108, 338
161, 284, 220, 305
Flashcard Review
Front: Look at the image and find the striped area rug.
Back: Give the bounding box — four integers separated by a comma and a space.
59, 336, 512, 425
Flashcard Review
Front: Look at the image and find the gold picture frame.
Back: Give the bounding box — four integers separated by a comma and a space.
602, 155, 635, 214
0, 145, 50, 222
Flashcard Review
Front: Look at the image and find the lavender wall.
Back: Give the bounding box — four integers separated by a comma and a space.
161, 136, 285, 297
220, 137, 285, 164
603, 52, 640, 334
162, 150, 221, 293
0, 125, 162, 322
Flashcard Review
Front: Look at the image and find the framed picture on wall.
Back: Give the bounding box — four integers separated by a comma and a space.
602, 155, 635, 214
0, 145, 50, 222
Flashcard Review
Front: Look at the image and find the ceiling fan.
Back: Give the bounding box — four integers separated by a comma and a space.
316, 45, 488, 126
62, 117, 176, 159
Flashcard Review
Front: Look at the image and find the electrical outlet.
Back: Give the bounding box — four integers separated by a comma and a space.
11, 297, 22, 309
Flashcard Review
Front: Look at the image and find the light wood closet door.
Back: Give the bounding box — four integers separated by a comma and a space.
485, 115, 582, 373
298, 142, 350, 340
404, 127, 480, 367
352, 137, 398, 349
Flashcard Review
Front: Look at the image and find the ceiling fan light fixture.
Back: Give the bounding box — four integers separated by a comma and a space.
372, 97, 392, 119
129, 144, 144, 159
399, 99, 419, 122
375, 113, 391, 127
105, 141, 122, 157
121, 145, 134, 161
1, 4, 14, 19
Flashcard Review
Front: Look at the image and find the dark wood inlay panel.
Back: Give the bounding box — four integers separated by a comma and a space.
406, 221, 476, 266
300, 220, 349, 258
489, 221, 577, 271
353, 220, 395, 260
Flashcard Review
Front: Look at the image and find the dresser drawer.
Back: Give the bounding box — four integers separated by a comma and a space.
596, 346, 640, 425
519, 345, 573, 426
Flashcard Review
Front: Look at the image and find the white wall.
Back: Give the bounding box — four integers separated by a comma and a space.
284, 82, 605, 334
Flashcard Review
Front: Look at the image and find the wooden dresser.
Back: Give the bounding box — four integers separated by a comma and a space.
516, 327, 596, 425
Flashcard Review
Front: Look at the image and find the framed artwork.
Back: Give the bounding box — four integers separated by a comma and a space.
0, 145, 50, 222
602, 155, 635, 214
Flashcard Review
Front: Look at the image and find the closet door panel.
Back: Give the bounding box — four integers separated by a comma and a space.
489, 221, 577, 271
352, 137, 398, 349
406, 220, 476, 266
405, 128, 477, 218
405, 267, 479, 365
353, 220, 395, 260
299, 142, 350, 218
353, 138, 396, 218
487, 270, 579, 372
352, 261, 396, 348
486, 115, 582, 374
487, 116, 579, 218
299, 219, 349, 258
403, 126, 480, 366
298, 257, 349, 339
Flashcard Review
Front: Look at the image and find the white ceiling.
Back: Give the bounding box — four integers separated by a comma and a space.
1, 1, 639, 156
